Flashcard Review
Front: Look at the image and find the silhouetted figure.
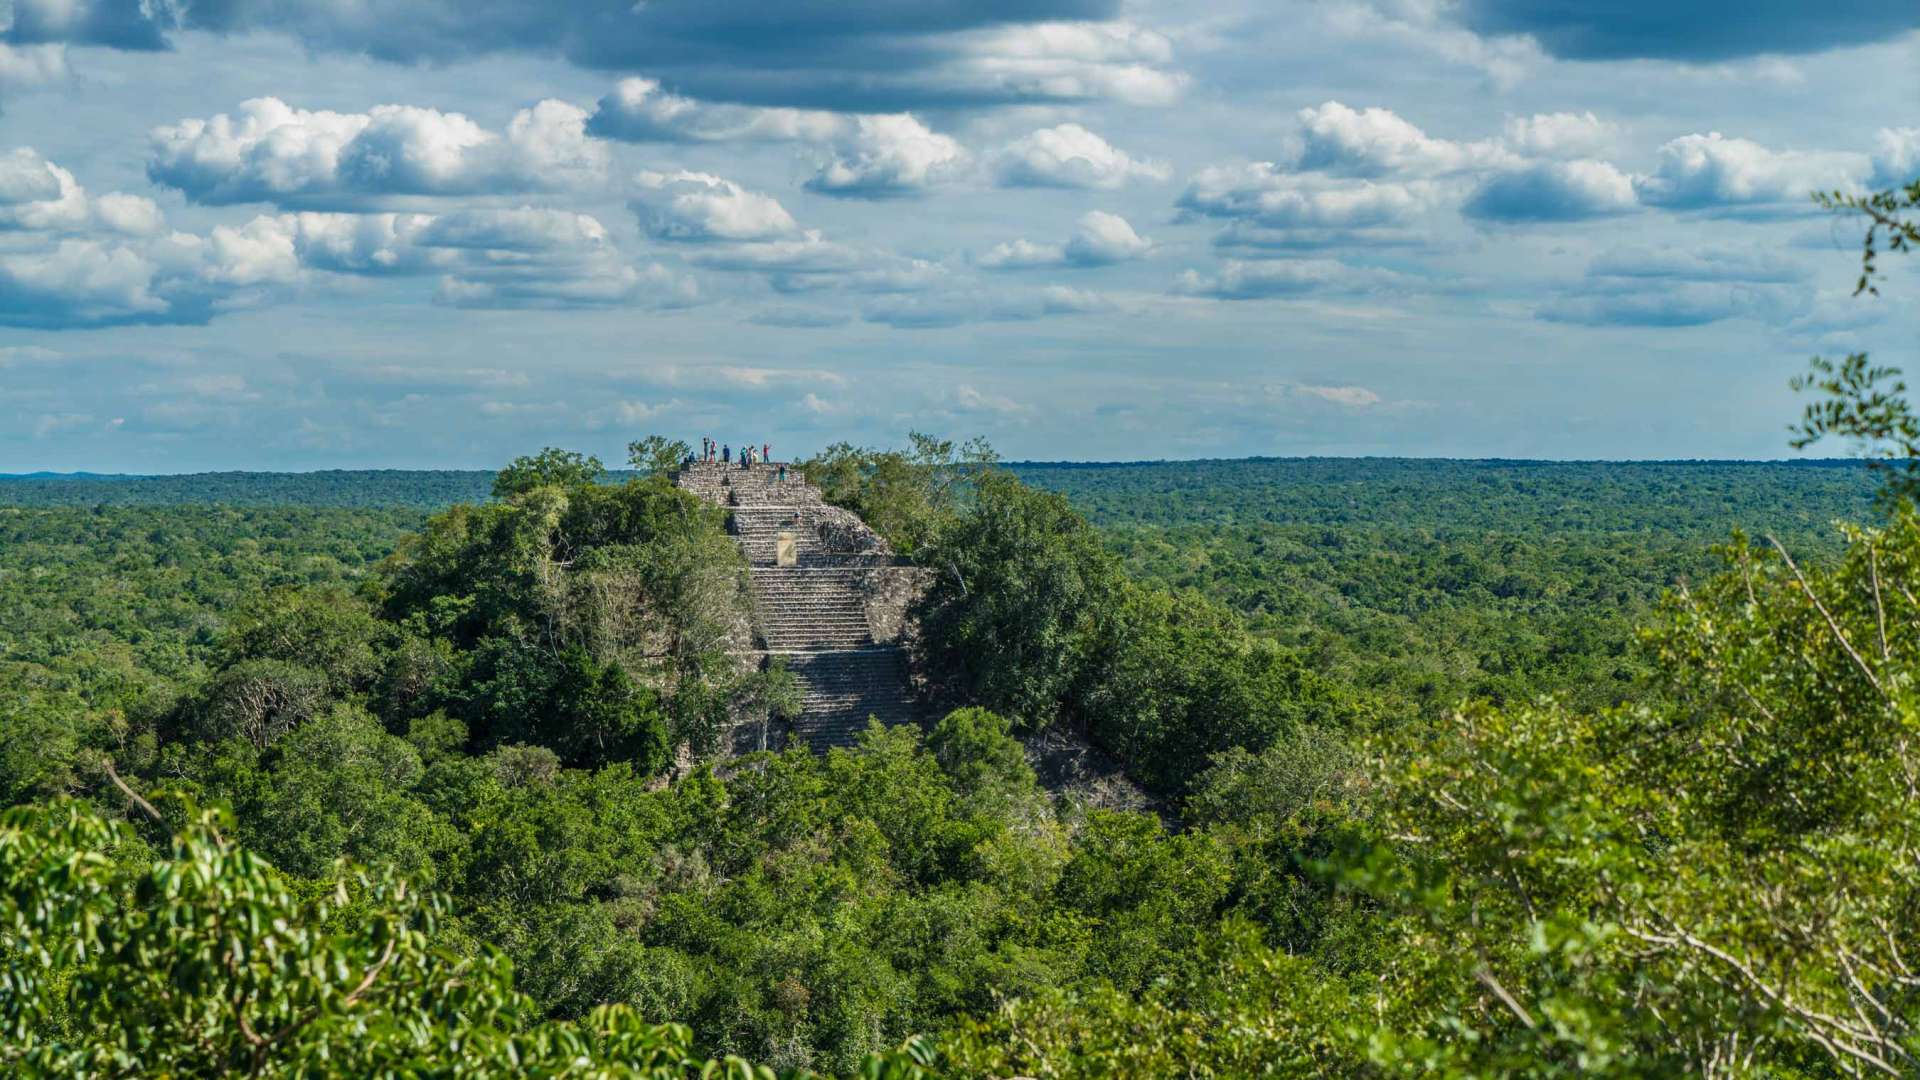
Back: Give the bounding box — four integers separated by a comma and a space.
723, 444, 731, 463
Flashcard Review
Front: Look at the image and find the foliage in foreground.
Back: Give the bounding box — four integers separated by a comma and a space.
0, 795, 934, 1078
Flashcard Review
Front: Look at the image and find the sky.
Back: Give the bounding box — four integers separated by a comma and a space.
0, 0, 1916, 471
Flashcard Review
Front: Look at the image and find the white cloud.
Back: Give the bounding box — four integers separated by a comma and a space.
1066, 212, 1153, 265
804, 114, 968, 198
1501, 112, 1619, 158
980, 211, 1152, 270
147, 97, 608, 206
631, 170, 798, 241
1463, 159, 1638, 222
0, 148, 89, 230
1636, 132, 1868, 209
0, 239, 170, 326
1178, 165, 1431, 227
500, 99, 608, 186
587, 78, 843, 143
590, 82, 967, 198
993, 123, 1169, 189
936, 21, 1187, 106
0, 43, 69, 93
1292, 101, 1510, 177
1872, 128, 1920, 188
685, 231, 864, 273
978, 238, 1066, 271
0, 149, 164, 235
1317, 1, 1543, 89
91, 192, 167, 236
0, 182, 689, 328
202, 216, 302, 285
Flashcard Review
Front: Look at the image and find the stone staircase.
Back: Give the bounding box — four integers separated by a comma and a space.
674, 461, 919, 751
731, 506, 827, 566
780, 649, 919, 746
752, 567, 873, 648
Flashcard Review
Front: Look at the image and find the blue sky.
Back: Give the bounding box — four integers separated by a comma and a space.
1, 0, 1915, 470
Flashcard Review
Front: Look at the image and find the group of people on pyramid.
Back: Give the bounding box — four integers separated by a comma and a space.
697, 437, 782, 477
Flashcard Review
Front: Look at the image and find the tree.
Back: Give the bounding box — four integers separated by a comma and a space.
0, 794, 940, 1078
801, 433, 997, 555
1791, 175, 1920, 500
629, 436, 694, 478
1326, 517, 1920, 1074
216, 585, 385, 696
492, 448, 605, 499
915, 471, 1116, 724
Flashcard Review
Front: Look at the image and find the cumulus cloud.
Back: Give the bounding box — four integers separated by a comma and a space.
637, 189, 948, 296
0, 153, 691, 329
1179, 166, 1430, 227
1462, 159, 1637, 222
1051, 213, 1150, 266
1292, 101, 1509, 177
0, 148, 164, 237
14, 1, 1181, 112
1187, 106, 1896, 245
0, 147, 83, 227
1635, 132, 1869, 209
631, 170, 798, 242
147, 97, 607, 206
979, 211, 1151, 269
976, 239, 1062, 271
1451, 0, 1920, 62
992, 122, 1169, 189
590, 81, 968, 198
803, 114, 968, 198
1501, 112, 1619, 158
586, 78, 843, 144
1176, 162, 1438, 252
0, 240, 176, 328
91, 192, 166, 236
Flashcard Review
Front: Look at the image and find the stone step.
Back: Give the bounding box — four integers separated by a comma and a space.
676, 460, 916, 754
777, 648, 918, 750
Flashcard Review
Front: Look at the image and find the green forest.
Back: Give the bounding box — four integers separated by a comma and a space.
3, 181, 1919, 1077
